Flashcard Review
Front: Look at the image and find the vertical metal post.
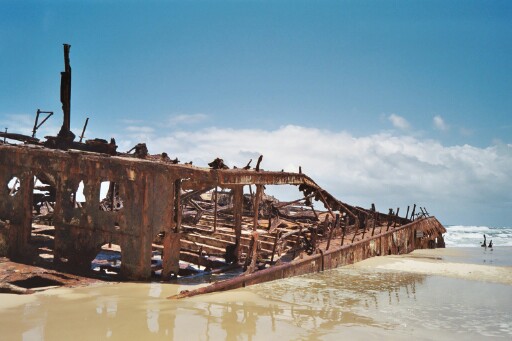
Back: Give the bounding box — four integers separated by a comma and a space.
233, 186, 243, 261
341, 215, 347, 246
371, 212, 377, 236
326, 214, 339, 250
57, 43, 73, 140
253, 185, 263, 231
270, 231, 281, 264
174, 179, 182, 233
213, 187, 218, 232
386, 208, 393, 231
410, 204, 416, 221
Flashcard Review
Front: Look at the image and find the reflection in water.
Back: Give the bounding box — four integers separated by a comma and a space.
1, 266, 511, 340
147, 283, 162, 333
146, 306, 159, 333
170, 269, 429, 340
248, 268, 426, 337
22, 324, 44, 341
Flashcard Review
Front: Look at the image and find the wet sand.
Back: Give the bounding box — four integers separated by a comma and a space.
1, 247, 511, 340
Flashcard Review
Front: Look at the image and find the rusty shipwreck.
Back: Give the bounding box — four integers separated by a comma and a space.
0, 44, 446, 297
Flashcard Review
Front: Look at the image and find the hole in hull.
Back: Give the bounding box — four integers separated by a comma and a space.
9, 276, 63, 289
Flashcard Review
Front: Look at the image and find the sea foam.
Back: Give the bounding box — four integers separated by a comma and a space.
444, 225, 512, 247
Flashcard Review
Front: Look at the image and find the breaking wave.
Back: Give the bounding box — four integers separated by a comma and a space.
444, 225, 512, 247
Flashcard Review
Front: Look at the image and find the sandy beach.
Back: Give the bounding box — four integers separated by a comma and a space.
1, 247, 511, 340
351, 247, 512, 285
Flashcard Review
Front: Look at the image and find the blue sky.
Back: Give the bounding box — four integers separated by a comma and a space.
1, 1, 511, 226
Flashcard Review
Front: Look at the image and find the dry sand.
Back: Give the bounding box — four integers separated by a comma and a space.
351, 248, 512, 285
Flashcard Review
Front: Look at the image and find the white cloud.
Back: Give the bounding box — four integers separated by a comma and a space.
120, 126, 155, 147
126, 126, 154, 133
4, 113, 508, 226
433, 115, 448, 131
168, 113, 208, 125
388, 114, 410, 130
114, 124, 512, 226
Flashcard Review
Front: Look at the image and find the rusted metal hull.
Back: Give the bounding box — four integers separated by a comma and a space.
169, 216, 445, 298
0, 141, 446, 291
1, 44, 446, 296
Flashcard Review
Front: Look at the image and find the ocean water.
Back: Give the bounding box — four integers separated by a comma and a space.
444, 225, 512, 247
2, 252, 511, 340
1, 225, 511, 340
